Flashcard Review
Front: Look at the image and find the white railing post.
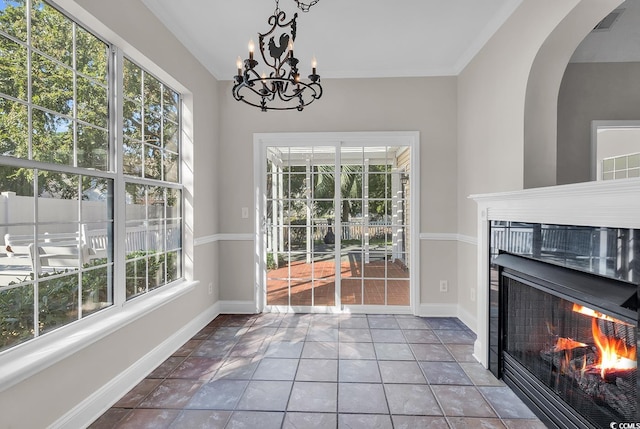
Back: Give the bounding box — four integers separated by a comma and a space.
364, 159, 370, 264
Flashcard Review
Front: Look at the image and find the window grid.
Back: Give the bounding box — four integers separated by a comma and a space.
0, 1, 110, 169
602, 152, 640, 180
122, 56, 180, 183
0, 0, 184, 352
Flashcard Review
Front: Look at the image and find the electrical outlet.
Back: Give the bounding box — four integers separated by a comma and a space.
208, 282, 213, 295
470, 287, 476, 302
439, 280, 448, 292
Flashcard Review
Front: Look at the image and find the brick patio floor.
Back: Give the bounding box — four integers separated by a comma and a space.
267, 258, 410, 306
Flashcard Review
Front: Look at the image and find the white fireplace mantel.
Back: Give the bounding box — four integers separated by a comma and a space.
469, 178, 640, 368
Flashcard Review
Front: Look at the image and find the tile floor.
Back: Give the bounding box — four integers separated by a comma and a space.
90, 313, 547, 429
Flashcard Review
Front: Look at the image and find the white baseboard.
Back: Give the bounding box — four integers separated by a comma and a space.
456, 305, 477, 334
51, 302, 221, 429
219, 300, 257, 314
417, 303, 459, 318
417, 303, 477, 332
473, 339, 489, 368
341, 305, 414, 315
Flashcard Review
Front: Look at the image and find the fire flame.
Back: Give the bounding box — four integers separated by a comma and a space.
554, 337, 587, 351
570, 304, 636, 378
591, 317, 636, 378
572, 303, 633, 326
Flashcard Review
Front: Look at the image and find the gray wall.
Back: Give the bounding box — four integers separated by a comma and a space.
557, 61, 640, 184
458, 0, 580, 322
217, 77, 460, 310
457, 0, 620, 326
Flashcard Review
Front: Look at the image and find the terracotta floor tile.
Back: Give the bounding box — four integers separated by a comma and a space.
138, 379, 203, 409
115, 409, 180, 429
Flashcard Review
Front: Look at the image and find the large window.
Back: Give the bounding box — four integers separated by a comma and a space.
0, 0, 183, 352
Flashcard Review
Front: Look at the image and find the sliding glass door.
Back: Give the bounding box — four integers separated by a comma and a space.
258, 134, 416, 312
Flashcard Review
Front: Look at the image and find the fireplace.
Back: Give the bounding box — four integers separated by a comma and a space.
487, 218, 640, 428
471, 180, 640, 428
495, 252, 638, 428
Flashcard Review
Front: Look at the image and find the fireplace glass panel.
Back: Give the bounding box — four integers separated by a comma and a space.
489, 222, 640, 386
504, 276, 637, 427
490, 222, 639, 283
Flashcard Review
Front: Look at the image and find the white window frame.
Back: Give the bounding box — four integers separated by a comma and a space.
591, 120, 640, 181
0, 0, 195, 392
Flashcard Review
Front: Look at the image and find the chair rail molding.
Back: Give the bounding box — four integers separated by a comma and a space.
419, 233, 477, 246
194, 233, 254, 246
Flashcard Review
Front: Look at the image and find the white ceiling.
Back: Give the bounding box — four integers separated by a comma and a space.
142, 0, 640, 81
141, 0, 524, 80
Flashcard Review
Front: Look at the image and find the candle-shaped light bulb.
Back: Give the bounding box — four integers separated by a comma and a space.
236, 56, 243, 76
248, 39, 255, 60
311, 56, 317, 75
288, 40, 294, 58
261, 71, 267, 83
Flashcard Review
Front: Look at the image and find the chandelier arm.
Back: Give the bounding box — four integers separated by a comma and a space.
254, 82, 277, 102
310, 82, 323, 99
233, 77, 322, 109
235, 79, 270, 100
278, 80, 320, 102
244, 67, 261, 83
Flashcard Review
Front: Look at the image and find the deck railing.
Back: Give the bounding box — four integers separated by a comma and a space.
266, 220, 394, 249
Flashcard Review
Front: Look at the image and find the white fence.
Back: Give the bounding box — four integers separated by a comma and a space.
82, 224, 181, 255
3, 224, 180, 272
1, 191, 180, 259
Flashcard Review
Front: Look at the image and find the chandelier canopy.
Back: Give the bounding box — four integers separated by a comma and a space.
232, 0, 322, 112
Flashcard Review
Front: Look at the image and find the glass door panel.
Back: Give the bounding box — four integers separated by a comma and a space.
266, 146, 337, 308
264, 143, 412, 309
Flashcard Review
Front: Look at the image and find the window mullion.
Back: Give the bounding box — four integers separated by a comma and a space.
112, 46, 126, 306
140, 70, 145, 180
33, 168, 40, 338
72, 22, 77, 168
26, 0, 32, 160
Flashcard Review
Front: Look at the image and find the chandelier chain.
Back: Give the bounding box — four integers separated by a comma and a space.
294, 0, 319, 12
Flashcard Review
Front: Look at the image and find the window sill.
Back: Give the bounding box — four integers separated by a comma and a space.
0, 279, 198, 392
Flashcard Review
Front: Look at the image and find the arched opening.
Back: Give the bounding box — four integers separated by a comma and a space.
523, 0, 625, 188
557, 0, 640, 184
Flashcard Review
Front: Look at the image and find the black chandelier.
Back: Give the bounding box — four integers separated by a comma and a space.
232, 0, 322, 112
